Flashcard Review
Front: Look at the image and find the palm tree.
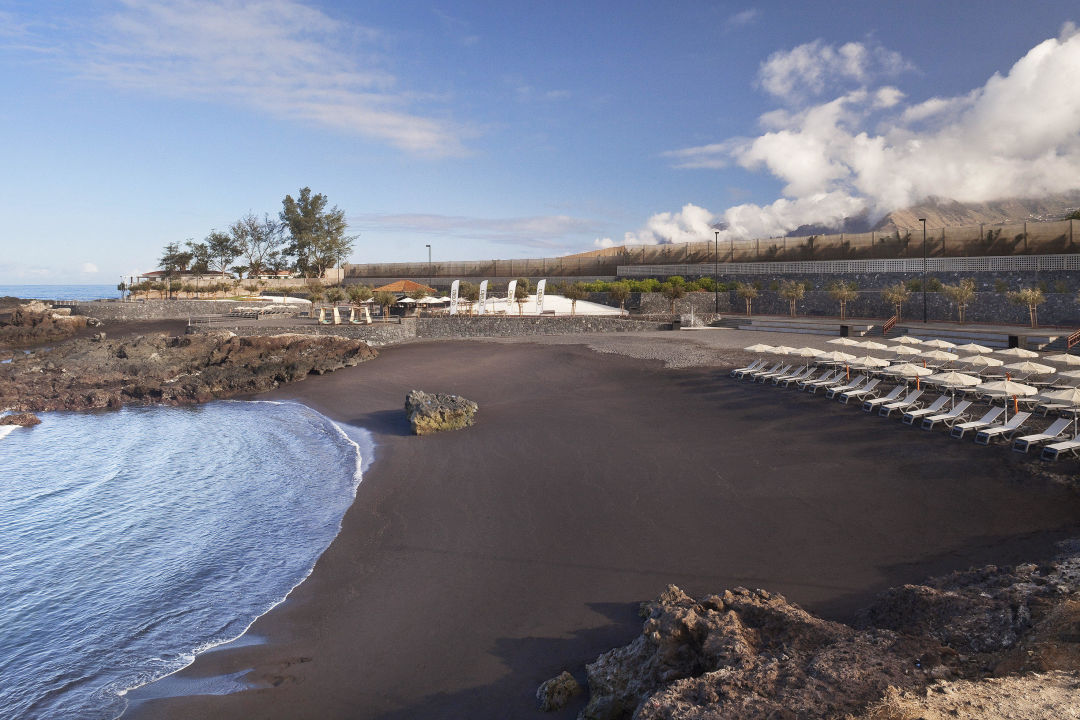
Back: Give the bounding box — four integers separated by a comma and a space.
660, 281, 686, 314
735, 282, 759, 316
942, 278, 976, 323
563, 282, 588, 316
881, 283, 911, 322
608, 281, 630, 312
373, 291, 396, 322
1009, 287, 1046, 327
778, 280, 806, 318
827, 281, 858, 320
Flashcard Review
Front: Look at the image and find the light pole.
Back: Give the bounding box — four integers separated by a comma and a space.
919, 218, 927, 323
713, 230, 719, 313
425, 244, 431, 290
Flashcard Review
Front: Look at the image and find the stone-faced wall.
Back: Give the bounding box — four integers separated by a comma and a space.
415, 316, 668, 339
70, 299, 283, 321
186, 321, 415, 346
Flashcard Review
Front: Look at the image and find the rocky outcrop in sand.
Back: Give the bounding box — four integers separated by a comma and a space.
405, 390, 478, 435
0, 331, 377, 412
577, 545, 1080, 720
537, 670, 583, 711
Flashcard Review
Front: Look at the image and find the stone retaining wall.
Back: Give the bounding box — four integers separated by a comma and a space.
415, 316, 668, 338
186, 321, 414, 346
70, 299, 275, 321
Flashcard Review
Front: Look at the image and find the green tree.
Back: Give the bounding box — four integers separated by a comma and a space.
117, 281, 127, 300
1009, 287, 1046, 327
325, 287, 345, 304
942, 278, 976, 323
348, 284, 373, 306
159, 241, 194, 299
280, 187, 355, 280
660, 281, 686, 313
232, 212, 282, 278
205, 230, 242, 279
827, 281, 858, 320
778, 280, 806, 317
460, 282, 480, 314
881, 283, 911, 322
373, 291, 396, 322
563, 282, 588, 316
607, 281, 630, 312
306, 279, 325, 306
735, 281, 759, 316
514, 277, 531, 315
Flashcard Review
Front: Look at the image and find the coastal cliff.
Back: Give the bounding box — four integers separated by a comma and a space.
573, 544, 1080, 720
0, 331, 377, 412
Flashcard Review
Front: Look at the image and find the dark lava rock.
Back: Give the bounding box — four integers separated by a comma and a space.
0, 412, 42, 426
537, 670, 583, 711
405, 389, 478, 435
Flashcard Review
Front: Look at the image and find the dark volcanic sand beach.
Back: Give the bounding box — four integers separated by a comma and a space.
126, 337, 1080, 720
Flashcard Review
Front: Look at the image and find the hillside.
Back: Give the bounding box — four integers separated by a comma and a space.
874, 192, 1080, 233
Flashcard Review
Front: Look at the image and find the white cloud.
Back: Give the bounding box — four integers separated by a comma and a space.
757, 39, 913, 104
81, 262, 99, 274
350, 212, 602, 249
725, 9, 759, 31
46, 1, 465, 156
646, 28, 1080, 243
623, 204, 717, 245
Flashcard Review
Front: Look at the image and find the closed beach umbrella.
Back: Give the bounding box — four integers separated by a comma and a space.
827, 337, 862, 346
953, 342, 994, 354
921, 339, 957, 349
962, 355, 1004, 368
1003, 361, 1055, 375
884, 362, 933, 378
1044, 353, 1080, 366
891, 345, 922, 356
856, 340, 889, 351
891, 336, 923, 344
995, 347, 1040, 358
744, 343, 775, 353
926, 371, 982, 387
921, 349, 959, 362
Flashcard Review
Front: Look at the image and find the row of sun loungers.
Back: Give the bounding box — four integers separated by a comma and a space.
733, 360, 1079, 462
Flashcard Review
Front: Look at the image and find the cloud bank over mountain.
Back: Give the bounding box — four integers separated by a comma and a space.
621, 24, 1080, 246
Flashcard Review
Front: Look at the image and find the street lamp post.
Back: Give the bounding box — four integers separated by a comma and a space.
919, 218, 927, 323
713, 230, 719, 313
425, 244, 431, 290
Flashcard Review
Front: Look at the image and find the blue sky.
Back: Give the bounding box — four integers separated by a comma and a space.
2, 1, 1078, 283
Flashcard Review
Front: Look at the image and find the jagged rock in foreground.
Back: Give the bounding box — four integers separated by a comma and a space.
0, 300, 91, 346
537, 670, 583, 711
579, 545, 1080, 720
581, 586, 947, 720
0, 331, 377, 412
0, 412, 42, 426
405, 390, 478, 435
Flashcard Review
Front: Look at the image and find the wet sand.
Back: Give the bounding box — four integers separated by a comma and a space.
125, 336, 1080, 719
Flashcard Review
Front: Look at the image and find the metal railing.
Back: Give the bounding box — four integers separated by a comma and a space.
1068, 329, 1080, 349
618, 253, 1080, 277
882, 315, 898, 335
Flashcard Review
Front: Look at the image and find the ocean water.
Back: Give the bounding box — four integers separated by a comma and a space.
0, 285, 120, 302
0, 401, 373, 720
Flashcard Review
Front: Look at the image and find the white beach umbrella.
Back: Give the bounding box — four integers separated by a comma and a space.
979, 379, 1038, 396
817, 350, 857, 363
961, 355, 1004, 368
921, 349, 959, 362
883, 362, 933, 378
790, 347, 823, 357
1039, 387, 1080, 403
771, 345, 798, 355
891, 336, 923, 344
995, 347, 1040, 358
744, 343, 775, 353
891, 345, 922, 356
397, 297, 416, 304
925, 371, 982, 387
1059, 369, 1080, 380
851, 355, 892, 369
921, 339, 957, 349
1044, 353, 1080, 366
855, 340, 889, 350
953, 342, 994, 354
827, 337, 862, 346
1003, 361, 1055, 375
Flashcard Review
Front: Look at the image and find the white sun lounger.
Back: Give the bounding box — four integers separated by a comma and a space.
921, 400, 973, 430
1013, 417, 1073, 453
810, 374, 866, 396
901, 396, 949, 425
730, 358, 766, 378
741, 361, 781, 380
773, 367, 815, 386
829, 376, 877, 400
778, 368, 819, 388
799, 369, 841, 390
878, 389, 924, 417
861, 385, 905, 412
950, 407, 1005, 439
974, 412, 1032, 445
837, 378, 881, 403
755, 364, 794, 383
1041, 436, 1080, 461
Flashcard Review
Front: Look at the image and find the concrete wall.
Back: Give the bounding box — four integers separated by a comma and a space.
415, 316, 668, 339
70, 300, 277, 321
187, 321, 414, 346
